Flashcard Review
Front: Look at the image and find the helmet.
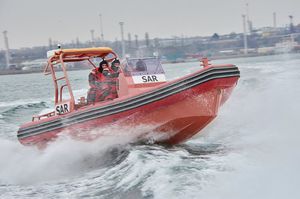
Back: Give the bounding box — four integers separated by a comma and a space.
98, 60, 109, 73
111, 58, 120, 72
112, 58, 120, 65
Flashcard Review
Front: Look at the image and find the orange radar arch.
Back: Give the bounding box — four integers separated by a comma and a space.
44, 47, 119, 111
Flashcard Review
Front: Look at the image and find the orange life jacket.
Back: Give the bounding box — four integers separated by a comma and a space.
87, 69, 113, 103
109, 68, 120, 99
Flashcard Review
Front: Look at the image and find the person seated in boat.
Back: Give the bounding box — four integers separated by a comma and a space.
136, 59, 147, 71
123, 60, 134, 75
110, 58, 120, 99
111, 58, 120, 74
87, 60, 114, 104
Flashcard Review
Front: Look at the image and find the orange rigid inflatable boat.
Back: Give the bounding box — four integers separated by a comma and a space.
17, 47, 240, 146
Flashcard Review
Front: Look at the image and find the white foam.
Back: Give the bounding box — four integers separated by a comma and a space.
0, 99, 43, 108
178, 57, 300, 199
73, 88, 88, 98
0, 124, 155, 185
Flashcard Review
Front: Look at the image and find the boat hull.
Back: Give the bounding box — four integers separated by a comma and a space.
18, 66, 239, 146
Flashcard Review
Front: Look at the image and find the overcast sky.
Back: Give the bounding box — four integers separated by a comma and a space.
0, 0, 299, 49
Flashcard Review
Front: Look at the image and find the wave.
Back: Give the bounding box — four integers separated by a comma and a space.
0, 124, 157, 185
1, 101, 48, 117
0, 139, 128, 185
0, 100, 45, 109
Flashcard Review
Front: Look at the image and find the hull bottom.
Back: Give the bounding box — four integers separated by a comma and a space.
154, 116, 214, 145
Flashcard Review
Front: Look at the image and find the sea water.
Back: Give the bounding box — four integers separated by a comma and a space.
0, 54, 300, 198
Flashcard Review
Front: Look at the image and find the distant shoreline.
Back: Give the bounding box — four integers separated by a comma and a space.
0, 67, 89, 76
0, 69, 43, 76
1, 52, 299, 76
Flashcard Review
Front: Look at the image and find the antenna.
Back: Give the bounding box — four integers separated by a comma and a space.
135, 34, 139, 48
119, 22, 125, 58
246, 3, 249, 24
128, 33, 132, 49
245, 3, 253, 34
99, 14, 104, 42
90, 29, 95, 47
135, 34, 139, 57
289, 15, 294, 23
242, 15, 248, 55
49, 37, 53, 49
289, 15, 294, 33
2, 31, 10, 69
273, 12, 277, 28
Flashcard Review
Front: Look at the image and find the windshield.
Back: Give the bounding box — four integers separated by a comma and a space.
123, 57, 165, 76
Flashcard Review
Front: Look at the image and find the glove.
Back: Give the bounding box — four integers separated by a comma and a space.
102, 70, 111, 77
110, 73, 119, 78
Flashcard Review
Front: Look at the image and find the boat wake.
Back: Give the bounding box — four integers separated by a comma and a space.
1, 101, 48, 116
0, 100, 44, 109
0, 135, 130, 185
0, 123, 171, 185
